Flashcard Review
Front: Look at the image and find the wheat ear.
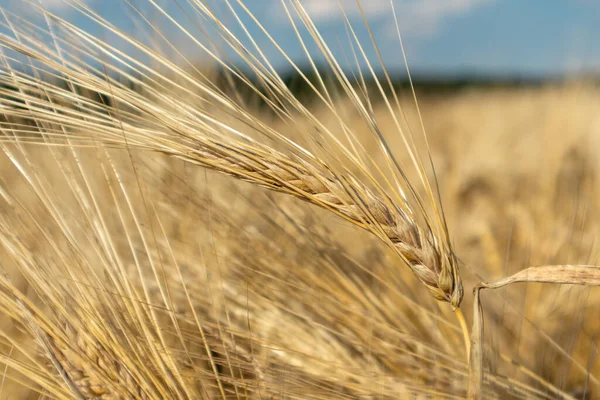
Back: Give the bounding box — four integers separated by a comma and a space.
174, 140, 463, 307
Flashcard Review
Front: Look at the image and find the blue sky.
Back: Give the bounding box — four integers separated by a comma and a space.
8, 0, 600, 77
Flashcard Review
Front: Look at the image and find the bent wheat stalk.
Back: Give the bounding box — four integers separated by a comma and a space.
468, 264, 600, 400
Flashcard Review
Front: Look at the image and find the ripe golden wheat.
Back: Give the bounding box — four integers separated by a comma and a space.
0, 1, 599, 399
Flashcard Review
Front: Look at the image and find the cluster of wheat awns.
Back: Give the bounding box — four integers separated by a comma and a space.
0, 1, 599, 399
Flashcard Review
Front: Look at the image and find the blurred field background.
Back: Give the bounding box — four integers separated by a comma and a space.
1, 1, 600, 399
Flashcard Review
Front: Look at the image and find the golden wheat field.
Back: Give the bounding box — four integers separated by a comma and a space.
1, 1, 600, 399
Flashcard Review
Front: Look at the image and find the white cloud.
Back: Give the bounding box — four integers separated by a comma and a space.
301, 0, 391, 19
295, 0, 492, 37
300, 0, 389, 18
39, 0, 88, 10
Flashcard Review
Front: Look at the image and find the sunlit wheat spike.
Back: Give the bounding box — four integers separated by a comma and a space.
0, 1, 463, 307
